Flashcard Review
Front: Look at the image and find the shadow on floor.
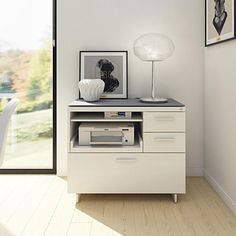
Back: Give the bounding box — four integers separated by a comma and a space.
0, 224, 14, 236
75, 194, 179, 235
73, 178, 236, 236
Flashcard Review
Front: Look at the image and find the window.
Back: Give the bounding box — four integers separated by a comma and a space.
0, 0, 56, 172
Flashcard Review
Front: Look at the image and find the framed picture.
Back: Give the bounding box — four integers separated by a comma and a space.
79, 51, 128, 99
205, 0, 235, 46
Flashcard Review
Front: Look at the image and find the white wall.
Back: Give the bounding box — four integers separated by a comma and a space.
57, 0, 204, 176
204, 40, 236, 214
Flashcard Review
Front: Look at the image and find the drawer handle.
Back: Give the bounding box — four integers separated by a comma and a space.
154, 137, 175, 141
154, 116, 174, 120
116, 157, 137, 161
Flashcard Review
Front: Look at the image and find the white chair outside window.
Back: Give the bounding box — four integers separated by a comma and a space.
0, 99, 19, 167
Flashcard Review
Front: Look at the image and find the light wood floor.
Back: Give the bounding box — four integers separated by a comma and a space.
0, 176, 235, 236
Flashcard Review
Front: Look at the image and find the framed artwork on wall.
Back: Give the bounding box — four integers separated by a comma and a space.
79, 51, 128, 99
205, 0, 235, 46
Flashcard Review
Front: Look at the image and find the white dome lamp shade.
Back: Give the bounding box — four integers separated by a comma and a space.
134, 33, 175, 103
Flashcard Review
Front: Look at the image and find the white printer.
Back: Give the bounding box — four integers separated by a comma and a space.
78, 122, 134, 146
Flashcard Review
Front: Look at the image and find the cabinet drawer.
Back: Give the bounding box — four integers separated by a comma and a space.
143, 112, 185, 132
68, 153, 185, 193
144, 133, 185, 152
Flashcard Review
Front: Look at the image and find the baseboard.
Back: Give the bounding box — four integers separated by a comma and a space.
187, 167, 203, 176
204, 170, 236, 216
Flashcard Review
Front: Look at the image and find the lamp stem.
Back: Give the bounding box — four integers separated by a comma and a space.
151, 61, 155, 99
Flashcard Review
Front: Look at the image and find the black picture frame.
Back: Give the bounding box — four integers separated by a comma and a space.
79, 51, 128, 99
205, 0, 236, 47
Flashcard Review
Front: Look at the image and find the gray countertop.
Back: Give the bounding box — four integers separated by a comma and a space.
69, 98, 185, 107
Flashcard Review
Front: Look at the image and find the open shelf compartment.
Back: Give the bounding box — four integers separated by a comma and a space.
70, 129, 143, 153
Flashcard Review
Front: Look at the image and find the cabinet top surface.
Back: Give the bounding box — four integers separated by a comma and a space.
69, 98, 184, 107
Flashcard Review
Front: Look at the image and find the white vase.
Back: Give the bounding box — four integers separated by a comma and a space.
78, 79, 105, 102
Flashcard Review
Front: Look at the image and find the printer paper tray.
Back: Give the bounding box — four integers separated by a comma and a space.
90, 142, 123, 145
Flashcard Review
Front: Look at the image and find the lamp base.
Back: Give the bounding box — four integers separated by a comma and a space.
140, 97, 168, 103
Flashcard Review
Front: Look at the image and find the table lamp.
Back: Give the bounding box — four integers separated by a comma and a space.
134, 33, 175, 103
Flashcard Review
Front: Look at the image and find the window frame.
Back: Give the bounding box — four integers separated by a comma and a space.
0, 0, 57, 174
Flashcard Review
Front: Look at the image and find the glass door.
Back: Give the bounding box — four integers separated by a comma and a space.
0, 0, 56, 172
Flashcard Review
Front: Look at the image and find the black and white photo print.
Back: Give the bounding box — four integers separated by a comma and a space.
79, 51, 128, 98
206, 0, 235, 46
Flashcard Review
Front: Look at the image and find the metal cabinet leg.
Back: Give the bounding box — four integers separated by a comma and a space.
172, 194, 178, 203
76, 193, 81, 204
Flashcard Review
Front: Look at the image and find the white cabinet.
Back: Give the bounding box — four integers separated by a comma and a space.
67, 99, 186, 203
